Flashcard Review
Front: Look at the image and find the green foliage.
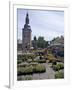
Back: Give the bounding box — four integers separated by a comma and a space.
33, 64, 46, 73
17, 64, 46, 75
37, 36, 47, 48
17, 76, 32, 80
17, 54, 36, 61
52, 61, 57, 65
17, 65, 33, 75
34, 60, 46, 63
53, 65, 60, 71
17, 54, 27, 61
57, 63, 64, 69
27, 59, 33, 63
32, 36, 48, 49
30, 62, 38, 66
55, 71, 64, 79
24, 76, 33, 80
17, 62, 28, 67
17, 60, 22, 64
34, 36, 37, 41
32, 36, 37, 49
48, 54, 56, 63
53, 63, 64, 71
17, 55, 22, 60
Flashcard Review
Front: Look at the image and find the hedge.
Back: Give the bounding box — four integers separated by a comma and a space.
33, 64, 46, 73
17, 60, 22, 64
33, 60, 46, 63
17, 65, 33, 75
17, 76, 32, 80
17, 54, 36, 61
55, 71, 64, 79
17, 64, 46, 75
17, 62, 29, 67
53, 63, 64, 71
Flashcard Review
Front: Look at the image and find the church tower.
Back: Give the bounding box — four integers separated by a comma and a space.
22, 12, 32, 53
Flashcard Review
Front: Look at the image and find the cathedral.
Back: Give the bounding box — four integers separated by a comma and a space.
22, 12, 32, 53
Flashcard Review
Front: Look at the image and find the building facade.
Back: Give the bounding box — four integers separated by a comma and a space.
22, 13, 32, 53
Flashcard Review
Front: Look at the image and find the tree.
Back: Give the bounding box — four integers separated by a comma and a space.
32, 36, 37, 49
34, 36, 37, 41
37, 36, 46, 48
45, 41, 48, 47
32, 36, 48, 49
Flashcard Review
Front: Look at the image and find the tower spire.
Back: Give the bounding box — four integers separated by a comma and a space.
22, 11, 32, 53
25, 12, 29, 24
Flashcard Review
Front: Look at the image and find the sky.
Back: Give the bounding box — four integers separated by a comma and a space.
17, 9, 64, 41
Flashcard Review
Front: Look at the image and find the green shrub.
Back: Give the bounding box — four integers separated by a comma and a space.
17, 55, 22, 60
17, 62, 29, 67
55, 72, 64, 79
58, 63, 64, 69
52, 61, 57, 65
24, 76, 33, 80
53, 63, 64, 71
33, 60, 46, 63
38, 60, 46, 63
17, 76, 32, 80
17, 65, 33, 75
30, 62, 38, 66
17, 54, 27, 61
33, 64, 46, 73
53, 65, 60, 71
17, 60, 22, 64
48, 60, 53, 63
17, 54, 36, 61
17, 64, 46, 75
29, 54, 36, 60
27, 59, 33, 63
